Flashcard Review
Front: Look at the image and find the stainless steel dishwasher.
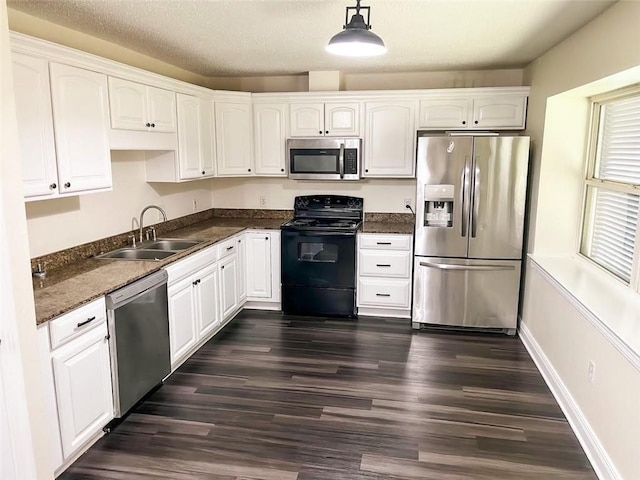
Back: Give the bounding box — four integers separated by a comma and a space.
106, 270, 170, 417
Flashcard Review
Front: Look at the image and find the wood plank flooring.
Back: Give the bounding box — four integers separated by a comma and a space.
59, 311, 597, 479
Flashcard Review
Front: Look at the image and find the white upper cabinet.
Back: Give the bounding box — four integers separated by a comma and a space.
472, 96, 527, 129
215, 101, 253, 176
12, 52, 58, 200
418, 94, 527, 130
49, 62, 112, 195
253, 103, 287, 176
290, 101, 360, 137
109, 77, 176, 132
176, 93, 215, 180
364, 101, 417, 178
419, 98, 470, 129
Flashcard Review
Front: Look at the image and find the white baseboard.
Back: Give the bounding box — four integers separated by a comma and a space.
519, 322, 622, 480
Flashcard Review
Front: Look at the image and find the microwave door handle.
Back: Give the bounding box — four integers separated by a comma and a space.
339, 143, 345, 179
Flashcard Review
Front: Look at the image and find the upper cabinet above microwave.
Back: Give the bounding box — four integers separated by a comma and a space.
289, 102, 361, 137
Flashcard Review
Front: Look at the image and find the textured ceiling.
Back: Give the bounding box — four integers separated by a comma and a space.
7, 0, 616, 77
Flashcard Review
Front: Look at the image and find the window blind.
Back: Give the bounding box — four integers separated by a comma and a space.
589, 189, 639, 282
596, 95, 640, 184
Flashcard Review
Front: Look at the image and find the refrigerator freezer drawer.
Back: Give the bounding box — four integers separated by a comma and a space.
413, 257, 521, 331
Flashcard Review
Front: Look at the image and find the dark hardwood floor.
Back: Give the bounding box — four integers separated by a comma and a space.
60, 311, 597, 479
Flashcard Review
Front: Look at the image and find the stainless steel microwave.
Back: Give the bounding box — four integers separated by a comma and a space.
286, 138, 362, 180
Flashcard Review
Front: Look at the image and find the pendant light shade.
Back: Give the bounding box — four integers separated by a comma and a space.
326, 0, 387, 57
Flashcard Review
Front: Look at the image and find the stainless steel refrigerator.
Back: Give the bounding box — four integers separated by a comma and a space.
412, 134, 530, 335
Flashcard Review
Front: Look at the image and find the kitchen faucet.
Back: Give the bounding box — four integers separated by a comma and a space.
139, 205, 167, 243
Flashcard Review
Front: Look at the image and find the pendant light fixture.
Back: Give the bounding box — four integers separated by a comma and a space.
326, 0, 387, 57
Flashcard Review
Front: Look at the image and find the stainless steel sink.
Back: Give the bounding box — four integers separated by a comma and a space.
142, 239, 202, 251
97, 248, 177, 261
96, 238, 205, 261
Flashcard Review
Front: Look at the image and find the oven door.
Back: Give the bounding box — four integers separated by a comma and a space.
281, 230, 356, 288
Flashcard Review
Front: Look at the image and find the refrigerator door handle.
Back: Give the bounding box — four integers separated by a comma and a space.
461, 155, 470, 237
419, 261, 515, 272
471, 156, 480, 238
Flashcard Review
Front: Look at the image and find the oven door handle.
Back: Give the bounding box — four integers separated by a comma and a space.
339, 143, 345, 179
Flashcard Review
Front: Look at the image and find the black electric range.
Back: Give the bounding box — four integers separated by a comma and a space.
280, 195, 363, 317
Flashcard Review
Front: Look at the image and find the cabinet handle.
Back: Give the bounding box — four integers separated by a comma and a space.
248, 168, 252, 172
192, 279, 201, 286
365, 169, 369, 173
221, 265, 224, 270
77, 316, 96, 328
281, 168, 285, 172
375, 293, 391, 297
462, 121, 466, 125
376, 242, 392, 245
49, 183, 57, 190
64, 182, 71, 188
318, 130, 323, 134
376, 264, 391, 267
151, 123, 156, 128
265, 237, 268, 240
145, 123, 151, 127
474, 120, 479, 125
325, 130, 329, 134
202, 170, 206, 175
226, 246, 234, 251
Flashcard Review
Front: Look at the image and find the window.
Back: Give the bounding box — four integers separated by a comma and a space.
581, 89, 640, 289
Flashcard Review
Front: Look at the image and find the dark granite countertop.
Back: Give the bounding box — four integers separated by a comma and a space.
361, 222, 415, 235
33, 217, 286, 326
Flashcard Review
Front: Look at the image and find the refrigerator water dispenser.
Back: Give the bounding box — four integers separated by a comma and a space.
424, 184, 454, 227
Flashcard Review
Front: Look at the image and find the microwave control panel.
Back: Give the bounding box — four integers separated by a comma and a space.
345, 149, 358, 174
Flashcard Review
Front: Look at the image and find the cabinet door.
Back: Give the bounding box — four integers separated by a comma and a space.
219, 255, 238, 319
236, 236, 247, 303
167, 277, 198, 367
418, 98, 470, 129
108, 77, 147, 131
12, 53, 58, 199
147, 86, 177, 132
177, 93, 205, 180
49, 63, 112, 194
246, 233, 272, 299
364, 101, 417, 178
200, 99, 216, 176
472, 96, 527, 129
196, 264, 219, 338
52, 326, 113, 459
289, 103, 324, 137
325, 102, 360, 136
253, 104, 287, 176
215, 102, 253, 176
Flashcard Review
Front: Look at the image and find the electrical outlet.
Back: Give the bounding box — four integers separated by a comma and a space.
404, 198, 414, 210
259, 196, 267, 207
588, 360, 596, 384
192, 199, 198, 211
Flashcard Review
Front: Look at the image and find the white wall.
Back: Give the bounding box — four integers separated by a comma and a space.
211, 177, 415, 213
522, 2, 640, 479
0, 1, 53, 477
26, 151, 213, 257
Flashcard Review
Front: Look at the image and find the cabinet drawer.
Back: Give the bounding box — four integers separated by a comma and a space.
164, 244, 218, 285
358, 278, 411, 308
359, 234, 412, 251
218, 236, 239, 260
49, 297, 107, 350
359, 250, 411, 278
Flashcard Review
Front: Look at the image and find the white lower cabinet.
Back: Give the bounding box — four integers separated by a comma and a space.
165, 244, 220, 369
357, 233, 413, 318
245, 230, 281, 306
236, 235, 247, 304
220, 254, 239, 319
37, 297, 113, 473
